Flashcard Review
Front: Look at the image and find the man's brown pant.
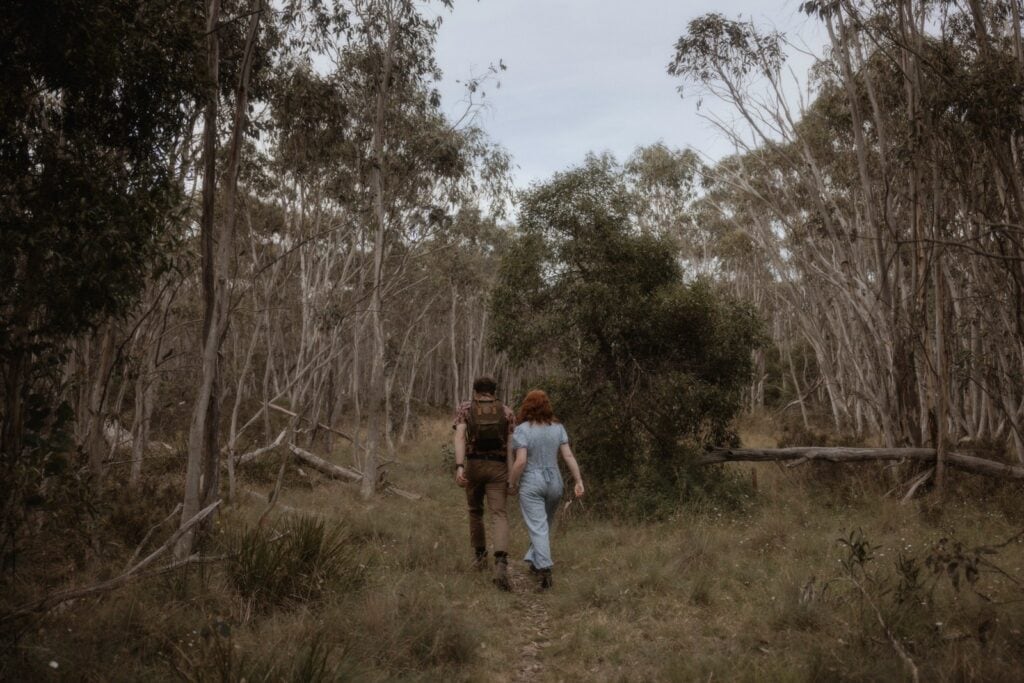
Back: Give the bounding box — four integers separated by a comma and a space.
465, 459, 508, 553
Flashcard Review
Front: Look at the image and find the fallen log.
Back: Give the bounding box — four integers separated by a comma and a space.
290, 443, 362, 481
288, 444, 422, 500
698, 447, 1024, 480
236, 429, 288, 465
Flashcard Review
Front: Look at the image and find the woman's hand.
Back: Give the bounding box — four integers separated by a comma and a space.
573, 480, 585, 498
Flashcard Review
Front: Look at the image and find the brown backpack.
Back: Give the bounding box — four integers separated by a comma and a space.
467, 398, 508, 456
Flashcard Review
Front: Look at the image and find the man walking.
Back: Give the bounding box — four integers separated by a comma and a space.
453, 376, 516, 590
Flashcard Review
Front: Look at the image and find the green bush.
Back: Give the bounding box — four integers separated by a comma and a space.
228, 515, 364, 610
491, 155, 763, 516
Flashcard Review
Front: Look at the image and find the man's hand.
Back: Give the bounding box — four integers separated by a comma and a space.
453, 424, 467, 487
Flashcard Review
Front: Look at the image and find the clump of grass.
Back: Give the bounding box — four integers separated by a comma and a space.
228, 514, 364, 610
689, 572, 713, 606
335, 587, 477, 675
770, 579, 826, 632
177, 621, 347, 683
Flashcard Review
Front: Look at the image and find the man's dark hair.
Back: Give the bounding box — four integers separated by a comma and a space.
473, 376, 498, 394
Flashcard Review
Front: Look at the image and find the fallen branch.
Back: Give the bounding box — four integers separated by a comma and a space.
235, 429, 288, 465
699, 447, 1024, 480
385, 485, 422, 501
848, 574, 920, 683
900, 468, 934, 504
3, 500, 222, 622
288, 444, 421, 500
124, 502, 182, 571
289, 443, 362, 481
267, 403, 353, 443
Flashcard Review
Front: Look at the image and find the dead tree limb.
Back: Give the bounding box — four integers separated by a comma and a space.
124, 502, 182, 571
698, 447, 1024, 480
3, 500, 222, 622
235, 428, 287, 465
289, 443, 362, 481
901, 468, 935, 504
847, 573, 920, 683
288, 444, 421, 500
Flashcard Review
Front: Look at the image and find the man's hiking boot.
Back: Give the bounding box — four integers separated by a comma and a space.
492, 552, 511, 591
472, 547, 488, 571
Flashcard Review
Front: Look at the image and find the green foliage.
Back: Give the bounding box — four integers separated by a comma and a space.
0, 0, 208, 531
0, 0, 201, 346
668, 13, 783, 85
831, 527, 1015, 661
228, 515, 363, 610
492, 155, 764, 515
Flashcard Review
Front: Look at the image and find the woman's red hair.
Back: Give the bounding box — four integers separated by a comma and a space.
518, 389, 557, 425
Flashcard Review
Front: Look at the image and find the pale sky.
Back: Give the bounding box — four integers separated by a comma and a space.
432, 0, 827, 189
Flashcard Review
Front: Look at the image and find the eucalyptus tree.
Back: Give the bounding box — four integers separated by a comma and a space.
0, 0, 205, 563
329, 0, 510, 496
0, 0, 202, 464
671, 1, 1024, 483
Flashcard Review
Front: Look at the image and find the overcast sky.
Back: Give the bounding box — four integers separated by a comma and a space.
432, 0, 827, 189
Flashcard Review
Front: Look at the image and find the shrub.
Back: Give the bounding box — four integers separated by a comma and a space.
228, 515, 364, 610
491, 155, 763, 516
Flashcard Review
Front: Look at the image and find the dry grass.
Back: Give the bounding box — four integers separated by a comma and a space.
4, 413, 1024, 681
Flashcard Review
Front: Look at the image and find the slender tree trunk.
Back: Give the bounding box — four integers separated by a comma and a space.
129, 339, 159, 488
361, 15, 395, 499
178, 0, 262, 558
178, 0, 222, 560
449, 282, 460, 408
934, 257, 948, 494
85, 323, 116, 483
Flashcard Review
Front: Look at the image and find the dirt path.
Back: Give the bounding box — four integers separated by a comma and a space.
508, 561, 553, 682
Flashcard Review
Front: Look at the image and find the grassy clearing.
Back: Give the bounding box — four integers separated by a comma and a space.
4, 414, 1024, 681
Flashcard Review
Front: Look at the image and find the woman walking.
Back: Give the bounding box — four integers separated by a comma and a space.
509, 390, 584, 589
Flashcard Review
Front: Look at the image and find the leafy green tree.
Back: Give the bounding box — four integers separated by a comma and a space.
0, 0, 205, 566
492, 155, 763, 516
0, 0, 202, 459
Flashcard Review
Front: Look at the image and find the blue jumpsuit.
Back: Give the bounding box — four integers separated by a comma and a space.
512, 422, 569, 570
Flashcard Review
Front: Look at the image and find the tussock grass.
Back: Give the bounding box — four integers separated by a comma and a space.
227, 514, 364, 610
5, 413, 1024, 681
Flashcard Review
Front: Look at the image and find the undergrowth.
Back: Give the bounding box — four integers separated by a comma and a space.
4, 416, 1024, 681
227, 515, 364, 611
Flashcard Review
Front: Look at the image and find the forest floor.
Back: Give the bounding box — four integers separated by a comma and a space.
5, 415, 1024, 681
